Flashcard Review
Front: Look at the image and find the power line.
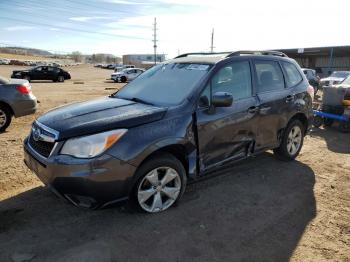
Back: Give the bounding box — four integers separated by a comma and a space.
0, 16, 149, 40
65, 0, 141, 16
0, 0, 148, 31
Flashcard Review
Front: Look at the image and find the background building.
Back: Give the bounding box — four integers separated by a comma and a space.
123, 54, 165, 68
276, 46, 350, 77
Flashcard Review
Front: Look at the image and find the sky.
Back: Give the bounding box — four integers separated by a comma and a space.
0, 0, 350, 58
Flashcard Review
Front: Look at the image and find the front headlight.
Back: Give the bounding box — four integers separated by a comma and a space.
61, 129, 127, 158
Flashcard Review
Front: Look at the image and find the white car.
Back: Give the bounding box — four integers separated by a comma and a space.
0, 59, 10, 65
111, 68, 145, 83
320, 71, 350, 88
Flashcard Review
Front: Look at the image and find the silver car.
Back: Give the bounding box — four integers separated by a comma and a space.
0, 76, 37, 132
320, 71, 350, 88
111, 68, 145, 83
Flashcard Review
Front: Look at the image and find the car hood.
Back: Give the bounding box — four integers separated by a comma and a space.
36, 97, 167, 140
320, 77, 344, 82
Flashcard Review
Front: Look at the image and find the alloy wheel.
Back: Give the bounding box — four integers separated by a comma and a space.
137, 167, 181, 213
0, 109, 7, 128
286, 126, 302, 155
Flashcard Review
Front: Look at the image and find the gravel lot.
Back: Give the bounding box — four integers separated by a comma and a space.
0, 65, 349, 262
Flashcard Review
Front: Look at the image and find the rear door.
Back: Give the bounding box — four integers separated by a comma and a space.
196, 60, 260, 171
253, 59, 298, 150
47, 67, 56, 80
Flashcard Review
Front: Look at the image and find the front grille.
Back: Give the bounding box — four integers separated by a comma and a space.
324, 81, 330, 85
28, 134, 55, 158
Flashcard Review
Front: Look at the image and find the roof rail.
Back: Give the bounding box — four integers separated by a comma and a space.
226, 50, 288, 58
174, 52, 232, 59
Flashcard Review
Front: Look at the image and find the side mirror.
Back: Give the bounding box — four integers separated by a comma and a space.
212, 92, 233, 107
199, 95, 209, 107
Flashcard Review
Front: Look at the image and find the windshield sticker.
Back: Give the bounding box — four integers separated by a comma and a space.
186, 64, 209, 71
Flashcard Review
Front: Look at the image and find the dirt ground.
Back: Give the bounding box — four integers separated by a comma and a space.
0, 65, 349, 262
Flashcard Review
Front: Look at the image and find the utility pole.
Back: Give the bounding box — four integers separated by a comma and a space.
153, 17, 157, 65
210, 28, 214, 53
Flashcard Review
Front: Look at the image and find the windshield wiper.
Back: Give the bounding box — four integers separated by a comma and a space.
110, 94, 154, 106
129, 97, 154, 106
117, 96, 154, 106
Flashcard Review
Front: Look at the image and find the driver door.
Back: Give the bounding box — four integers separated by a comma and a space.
196, 60, 260, 172
31, 66, 43, 80
128, 69, 138, 80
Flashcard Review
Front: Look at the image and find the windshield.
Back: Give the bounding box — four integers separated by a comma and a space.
114, 63, 211, 106
342, 76, 350, 85
330, 71, 350, 78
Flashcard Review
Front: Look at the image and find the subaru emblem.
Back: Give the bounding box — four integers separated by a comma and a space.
33, 127, 41, 141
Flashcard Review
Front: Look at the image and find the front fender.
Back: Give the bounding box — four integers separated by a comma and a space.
107, 114, 197, 169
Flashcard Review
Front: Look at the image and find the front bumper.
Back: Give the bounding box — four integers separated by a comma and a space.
111, 75, 121, 81
23, 138, 137, 208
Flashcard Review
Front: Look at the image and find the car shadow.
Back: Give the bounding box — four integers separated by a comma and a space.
310, 127, 350, 154
28, 81, 55, 83
0, 152, 316, 262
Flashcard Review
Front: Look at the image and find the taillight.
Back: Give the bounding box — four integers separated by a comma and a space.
16, 85, 31, 94
307, 85, 314, 100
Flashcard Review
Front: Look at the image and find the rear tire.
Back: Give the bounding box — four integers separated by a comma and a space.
130, 153, 187, 213
273, 119, 305, 161
0, 105, 12, 132
57, 75, 65, 82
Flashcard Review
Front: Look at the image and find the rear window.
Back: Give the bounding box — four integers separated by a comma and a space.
282, 62, 303, 87
254, 60, 285, 92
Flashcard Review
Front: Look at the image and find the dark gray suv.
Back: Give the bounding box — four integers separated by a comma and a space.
24, 51, 313, 213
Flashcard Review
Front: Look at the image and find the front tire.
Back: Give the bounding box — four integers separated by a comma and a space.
273, 119, 304, 161
120, 76, 127, 83
131, 153, 187, 213
0, 105, 12, 132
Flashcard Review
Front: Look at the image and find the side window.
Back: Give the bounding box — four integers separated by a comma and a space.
254, 60, 284, 92
282, 62, 303, 87
211, 61, 252, 100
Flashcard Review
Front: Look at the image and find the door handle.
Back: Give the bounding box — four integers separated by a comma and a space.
248, 106, 259, 114
286, 95, 294, 102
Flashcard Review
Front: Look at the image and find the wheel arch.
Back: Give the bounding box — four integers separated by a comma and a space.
136, 143, 190, 178
126, 142, 195, 197
0, 101, 14, 115
289, 112, 308, 133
